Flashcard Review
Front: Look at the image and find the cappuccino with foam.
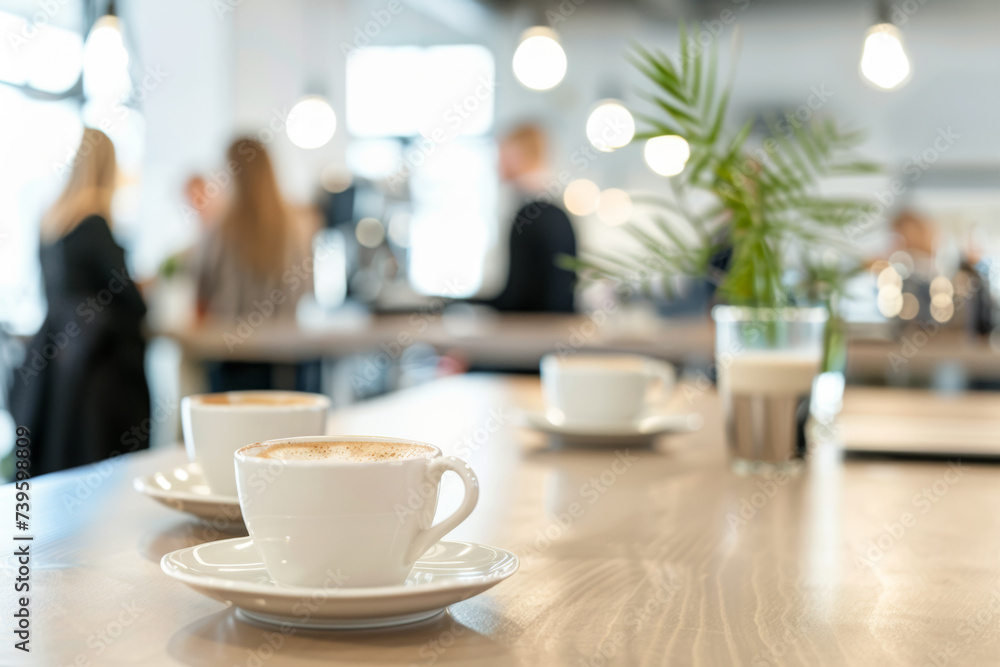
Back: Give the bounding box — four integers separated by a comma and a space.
235, 435, 480, 587
250, 440, 436, 463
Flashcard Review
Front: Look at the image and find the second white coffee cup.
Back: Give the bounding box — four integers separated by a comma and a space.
181, 391, 329, 497
235, 435, 480, 588
540, 353, 675, 427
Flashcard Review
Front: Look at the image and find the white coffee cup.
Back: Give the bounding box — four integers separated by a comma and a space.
235, 435, 479, 588
540, 353, 675, 427
181, 391, 329, 497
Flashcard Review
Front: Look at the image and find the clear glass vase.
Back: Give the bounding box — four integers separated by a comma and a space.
712, 306, 828, 471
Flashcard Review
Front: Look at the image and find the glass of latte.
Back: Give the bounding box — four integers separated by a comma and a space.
712, 306, 827, 470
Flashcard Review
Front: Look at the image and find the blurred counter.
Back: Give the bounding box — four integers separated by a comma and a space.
155, 313, 1000, 380
155, 313, 715, 368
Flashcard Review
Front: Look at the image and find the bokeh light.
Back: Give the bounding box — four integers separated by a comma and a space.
643, 135, 690, 176
899, 293, 920, 320
512, 27, 566, 91
321, 164, 352, 193
286, 96, 337, 149
877, 284, 903, 317
563, 179, 601, 216
355, 217, 386, 248
586, 101, 635, 152
930, 275, 954, 298
877, 266, 903, 289
596, 188, 632, 226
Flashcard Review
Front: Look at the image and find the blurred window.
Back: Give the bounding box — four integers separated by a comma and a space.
345, 45, 496, 297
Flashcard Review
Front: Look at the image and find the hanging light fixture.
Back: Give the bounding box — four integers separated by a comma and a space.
512, 26, 567, 91
585, 100, 635, 152
859, 1, 911, 90
83, 1, 131, 100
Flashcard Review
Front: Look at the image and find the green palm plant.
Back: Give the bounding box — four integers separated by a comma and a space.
568, 25, 879, 311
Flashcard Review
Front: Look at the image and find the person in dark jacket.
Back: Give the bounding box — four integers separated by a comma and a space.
489, 124, 577, 312
10, 128, 150, 476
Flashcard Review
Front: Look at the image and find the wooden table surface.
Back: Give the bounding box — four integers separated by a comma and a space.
4, 374, 1000, 666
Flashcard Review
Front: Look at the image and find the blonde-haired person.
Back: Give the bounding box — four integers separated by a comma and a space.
10, 128, 150, 475
489, 122, 576, 312
195, 137, 313, 391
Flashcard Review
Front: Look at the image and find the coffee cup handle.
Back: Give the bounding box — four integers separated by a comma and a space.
408, 457, 480, 562
647, 361, 676, 406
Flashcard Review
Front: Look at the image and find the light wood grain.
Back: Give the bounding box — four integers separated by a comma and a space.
841, 387, 1000, 455
4, 375, 1000, 666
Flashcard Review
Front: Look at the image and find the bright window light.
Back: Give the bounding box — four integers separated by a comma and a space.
346, 45, 494, 139
83, 15, 131, 100
312, 230, 347, 310
0, 88, 82, 334
345, 138, 403, 180
0, 11, 83, 94
347, 46, 496, 298
407, 140, 494, 296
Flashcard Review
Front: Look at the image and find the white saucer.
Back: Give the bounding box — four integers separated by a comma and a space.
161, 538, 518, 629
522, 410, 702, 445
133, 462, 241, 524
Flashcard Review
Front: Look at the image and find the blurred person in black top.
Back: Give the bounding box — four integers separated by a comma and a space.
10, 128, 150, 475
489, 124, 577, 312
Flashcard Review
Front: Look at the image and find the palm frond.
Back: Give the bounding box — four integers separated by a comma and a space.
577, 26, 878, 308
